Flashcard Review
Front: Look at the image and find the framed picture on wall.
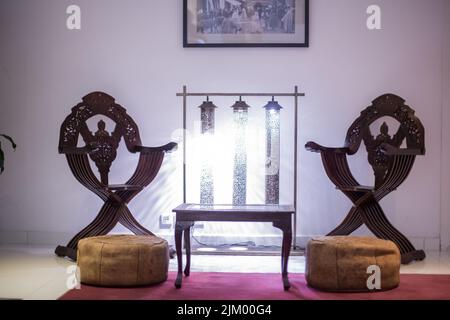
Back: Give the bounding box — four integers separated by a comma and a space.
183, 0, 309, 47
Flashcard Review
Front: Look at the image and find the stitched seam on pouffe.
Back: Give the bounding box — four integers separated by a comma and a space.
374, 244, 379, 290
335, 241, 340, 289
306, 244, 310, 280
136, 246, 140, 285
99, 243, 105, 286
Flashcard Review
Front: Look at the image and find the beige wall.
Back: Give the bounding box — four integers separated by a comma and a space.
0, 0, 447, 248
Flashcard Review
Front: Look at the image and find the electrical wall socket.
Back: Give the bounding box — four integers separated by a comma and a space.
159, 214, 172, 229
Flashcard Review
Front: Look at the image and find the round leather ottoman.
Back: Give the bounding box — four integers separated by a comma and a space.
77, 235, 169, 287
305, 236, 400, 292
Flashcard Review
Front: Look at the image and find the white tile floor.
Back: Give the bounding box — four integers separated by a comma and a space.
1, 245, 449, 300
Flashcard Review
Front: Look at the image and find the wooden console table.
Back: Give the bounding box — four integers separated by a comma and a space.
172, 204, 295, 290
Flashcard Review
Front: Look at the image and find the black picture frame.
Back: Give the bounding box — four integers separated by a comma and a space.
183, 0, 309, 48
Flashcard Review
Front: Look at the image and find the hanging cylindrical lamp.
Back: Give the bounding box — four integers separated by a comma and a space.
199, 99, 217, 205
231, 99, 250, 206
263, 99, 282, 204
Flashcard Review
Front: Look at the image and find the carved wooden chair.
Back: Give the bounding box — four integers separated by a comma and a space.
55, 92, 177, 260
306, 94, 426, 264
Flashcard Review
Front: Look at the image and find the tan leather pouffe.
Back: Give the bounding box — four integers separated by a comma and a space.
305, 236, 400, 292
77, 235, 169, 287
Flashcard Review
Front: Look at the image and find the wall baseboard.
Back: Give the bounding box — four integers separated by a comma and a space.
0, 231, 441, 251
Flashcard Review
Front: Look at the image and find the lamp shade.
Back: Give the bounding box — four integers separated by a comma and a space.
231, 100, 250, 205
198, 100, 217, 205
231, 100, 251, 112
198, 101, 218, 110
199, 101, 217, 134
263, 100, 283, 111
264, 100, 282, 204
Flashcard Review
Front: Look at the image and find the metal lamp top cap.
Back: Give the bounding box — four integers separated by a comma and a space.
231, 100, 251, 111
198, 101, 218, 109
263, 100, 283, 110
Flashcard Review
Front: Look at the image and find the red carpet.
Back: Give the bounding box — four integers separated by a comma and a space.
60, 272, 450, 300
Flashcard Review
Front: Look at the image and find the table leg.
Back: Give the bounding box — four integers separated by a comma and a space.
174, 222, 184, 289
273, 219, 292, 291
184, 224, 192, 276
174, 221, 194, 288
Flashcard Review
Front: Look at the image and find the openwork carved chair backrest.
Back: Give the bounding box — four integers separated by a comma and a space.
344, 94, 425, 188
59, 92, 142, 185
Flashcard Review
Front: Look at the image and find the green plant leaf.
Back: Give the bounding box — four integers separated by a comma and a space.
0, 134, 17, 150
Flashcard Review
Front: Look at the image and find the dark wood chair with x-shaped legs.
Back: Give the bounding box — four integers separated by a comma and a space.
306, 94, 426, 264
55, 92, 177, 261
